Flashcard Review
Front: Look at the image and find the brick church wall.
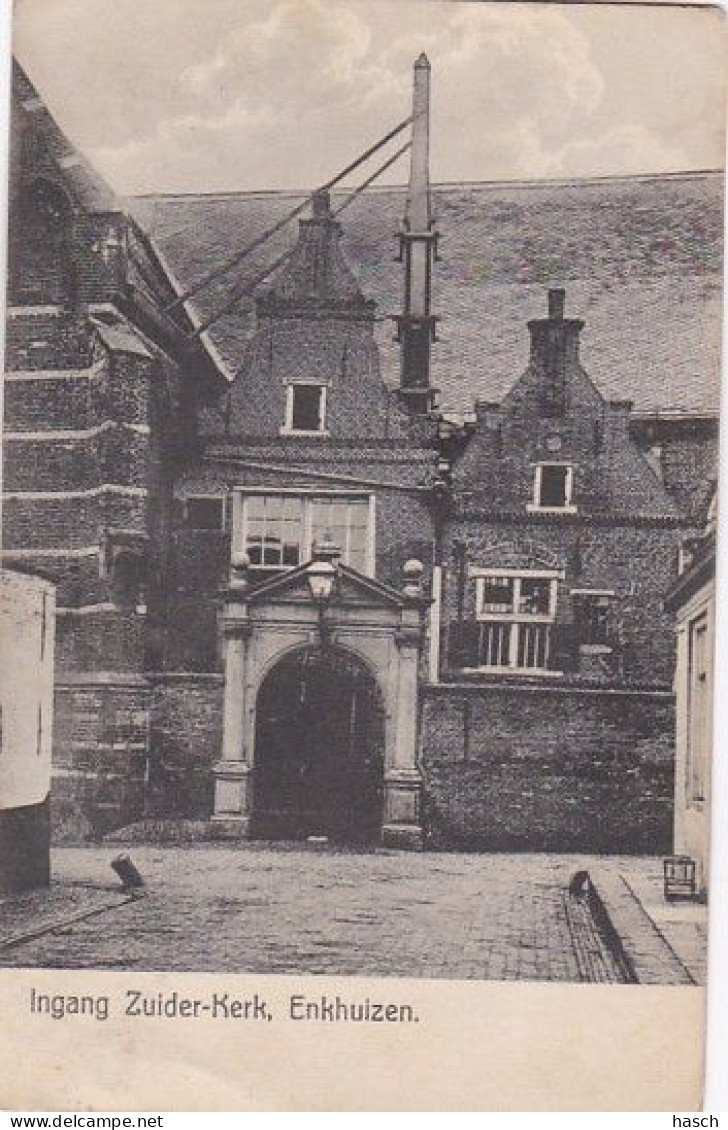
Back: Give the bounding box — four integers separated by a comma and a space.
4, 70, 225, 841
52, 679, 150, 841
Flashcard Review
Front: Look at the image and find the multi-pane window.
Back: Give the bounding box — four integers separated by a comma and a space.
284, 384, 327, 433
245, 495, 303, 568
530, 464, 575, 512
473, 570, 559, 672
235, 492, 373, 575
310, 497, 369, 570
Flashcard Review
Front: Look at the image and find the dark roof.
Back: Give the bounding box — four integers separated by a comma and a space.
129, 171, 724, 416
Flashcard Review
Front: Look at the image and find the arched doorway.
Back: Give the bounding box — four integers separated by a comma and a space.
253, 646, 385, 843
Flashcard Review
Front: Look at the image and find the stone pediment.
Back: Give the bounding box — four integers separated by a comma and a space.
244, 562, 408, 611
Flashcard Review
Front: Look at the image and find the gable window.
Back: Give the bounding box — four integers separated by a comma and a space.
283, 384, 327, 434
471, 569, 560, 672
529, 464, 575, 513
184, 496, 228, 530
234, 491, 373, 575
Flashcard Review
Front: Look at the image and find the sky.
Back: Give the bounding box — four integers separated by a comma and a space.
11, 0, 728, 195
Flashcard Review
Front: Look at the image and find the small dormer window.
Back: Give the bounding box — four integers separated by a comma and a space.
529, 464, 576, 513
283, 384, 327, 434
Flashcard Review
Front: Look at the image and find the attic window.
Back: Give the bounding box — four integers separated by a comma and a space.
283, 384, 327, 434
529, 464, 576, 513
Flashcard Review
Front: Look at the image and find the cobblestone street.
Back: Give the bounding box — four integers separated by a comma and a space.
0, 845, 705, 983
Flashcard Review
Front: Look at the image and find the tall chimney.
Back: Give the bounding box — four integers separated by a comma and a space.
528, 288, 584, 418
395, 54, 438, 415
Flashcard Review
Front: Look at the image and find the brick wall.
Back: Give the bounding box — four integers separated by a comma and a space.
659, 431, 718, 522
201, 199, 431, 449
7, 91, 125, 309
5, 77, 229, 846
455, 366, 678, 524
146, 677, 224, 818
440, 296, 688, 688
5, 312, 92, 370
3, 494, 147, 554
4, 364, 105, 430
167, 466, 435, 670
50, 676, 223, 840
162, 531, 229, 671
441, 518, 684, 686
56, 611, 148, 672
421, 684, 674, 852
52, 680, 150, 840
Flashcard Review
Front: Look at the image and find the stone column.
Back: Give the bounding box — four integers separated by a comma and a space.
212, 599, 255, 839
381, 563, 426, 849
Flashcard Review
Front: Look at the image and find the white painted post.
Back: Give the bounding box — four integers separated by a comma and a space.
428, 564, 442, 683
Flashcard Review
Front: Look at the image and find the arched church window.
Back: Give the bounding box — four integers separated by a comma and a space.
9, 177, 76, 306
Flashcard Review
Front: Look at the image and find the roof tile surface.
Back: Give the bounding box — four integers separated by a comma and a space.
129, 172, 724, 415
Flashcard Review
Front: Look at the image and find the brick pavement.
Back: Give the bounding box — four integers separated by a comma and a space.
0, 846, 705, 983
0, 883, 131, 950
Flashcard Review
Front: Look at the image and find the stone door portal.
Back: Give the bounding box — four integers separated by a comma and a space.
252, 646, 385, 843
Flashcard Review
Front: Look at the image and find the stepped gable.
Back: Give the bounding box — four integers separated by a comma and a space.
453, 288, 681, 521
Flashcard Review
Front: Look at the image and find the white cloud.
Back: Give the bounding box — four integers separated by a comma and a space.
554, 124, 689, 180
13, 0, 726, 193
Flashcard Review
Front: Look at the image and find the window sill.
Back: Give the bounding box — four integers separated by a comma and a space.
279, 427, 330, 438
526, 504, 577, 515
458, 666, 563, 677
246, 564, 298, 574
475, 615, 554, 624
